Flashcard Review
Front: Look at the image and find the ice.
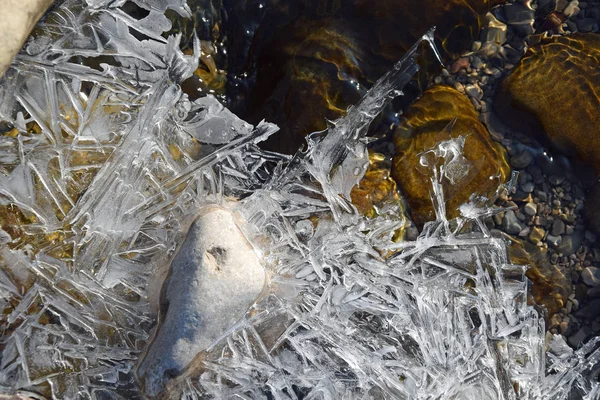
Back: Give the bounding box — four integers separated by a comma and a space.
0, 0, 599, 399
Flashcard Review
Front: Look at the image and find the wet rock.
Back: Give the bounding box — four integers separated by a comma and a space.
568, 326, 592, 347
508, 237, 572, 317
522, 181, 535, 193
529, 226, 546, 244
552, 219, 566, 236
524, 202, 537, 216
392, 86, 510, 226
465, 83, 483, 99
546, 234, 562, 248
495, 34, 600, 177
503, 210, 524, 234
510, 150, 533, 169
350, 152, 406, 220
581, 266, 600, 286
137, 207, 266, 397
575, 298, 600, 319
556, 230, 584, 256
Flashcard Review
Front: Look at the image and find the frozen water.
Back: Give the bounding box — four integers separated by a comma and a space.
0, 0, 598, 399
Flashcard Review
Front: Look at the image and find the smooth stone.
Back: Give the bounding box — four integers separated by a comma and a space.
392, 86, 510, 227
521, 181, 535, 193
495, 34, 600, 178
510, 150, 533, 169
568, 326, 592, 347
575, 298, 600, 319
588, 286, 600, 297
552, 219, 566, 236
581, 266, 600, 286
557, 230, 584, 256
137, 207, 266, 397
350, 152, 406, 220
546, 234, 562, 247
508, 237, 572, 317
0, 0, 54, 78
524, 202, 537, 216
503, 210, 524, 234
529, 226, 545, 244
465, 84, 483, 99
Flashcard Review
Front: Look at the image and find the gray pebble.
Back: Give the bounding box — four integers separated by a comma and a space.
521, 181, 535, 193
581, 267, 600, 287
546, 234, 562, 247
510, 151, 533, 169
524, 202, 537, 216
552, 220, 566, 236
465, 84, 483, 99
503, 210, 524, 234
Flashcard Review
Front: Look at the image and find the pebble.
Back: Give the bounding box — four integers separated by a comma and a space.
454, 82, 465, 93
546, 234, 562, 247
510, 150, 533, 169
552, 219, 566, 236
581, 267, 600, 286
465, 83, 483, 99
557, 231, 584, 256
503, 210, 524, 234
521, 181, 535, 193
471, 55, 484, 69
450, 57, 470, 73
524, 202, 537, 216
560, 320, 570, 335
564, 0, 581, 17
529, 227, 545, 244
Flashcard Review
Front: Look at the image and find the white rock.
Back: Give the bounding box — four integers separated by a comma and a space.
137, 206, 267, 397
0, 0, 54, 78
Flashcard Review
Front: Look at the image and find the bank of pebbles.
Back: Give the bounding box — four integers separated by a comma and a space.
430, 0, 600, 347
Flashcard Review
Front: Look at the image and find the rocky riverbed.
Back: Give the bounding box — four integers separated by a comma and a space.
427, 0, 600, 349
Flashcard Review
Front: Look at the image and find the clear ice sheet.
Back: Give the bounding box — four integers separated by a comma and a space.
0, 1, 598, 399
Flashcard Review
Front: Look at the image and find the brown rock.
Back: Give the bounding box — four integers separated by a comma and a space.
507, 236, 572, 318
350, 152, 405, 218
495, 34, 600, 172
391, 85, 510, 226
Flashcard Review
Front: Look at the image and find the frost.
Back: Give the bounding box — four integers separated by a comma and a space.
0, 0, 599, 399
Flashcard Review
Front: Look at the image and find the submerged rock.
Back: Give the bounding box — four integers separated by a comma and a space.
495, 34, 600, 172
392, 85, 510, 227
137, 207, 266, 397
507, 236, 572, 318
350, 151, 405, 218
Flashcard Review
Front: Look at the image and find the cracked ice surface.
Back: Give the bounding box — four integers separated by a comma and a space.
0, 0, 598, 399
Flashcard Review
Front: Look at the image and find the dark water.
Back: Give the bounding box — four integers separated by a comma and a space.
167, 0, 498, 153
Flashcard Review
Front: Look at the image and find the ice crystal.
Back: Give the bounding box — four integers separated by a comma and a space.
0, 1, 598, 399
